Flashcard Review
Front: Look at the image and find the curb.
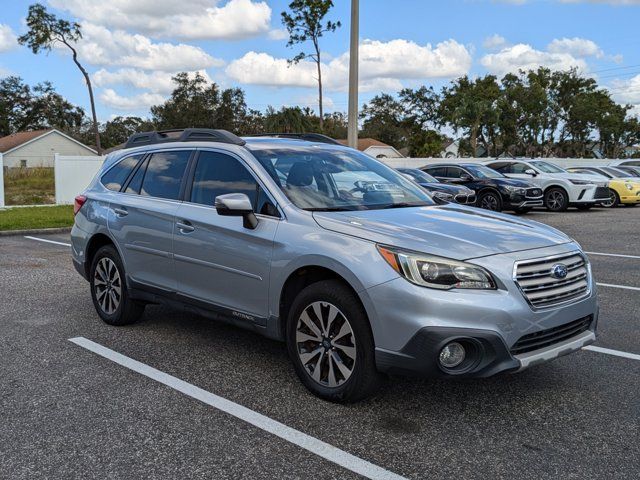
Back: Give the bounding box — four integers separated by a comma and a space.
0, 227, 73, 237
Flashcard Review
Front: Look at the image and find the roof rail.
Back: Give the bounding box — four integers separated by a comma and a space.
246, 133, 340, 145
124, 128, 246, 149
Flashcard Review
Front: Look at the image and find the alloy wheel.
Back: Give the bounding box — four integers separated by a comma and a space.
94, 257, 122, 315
480, 194, 499, 211
547, 191, 565, 211
600, 190, 616, 208
295, 301, 356, 388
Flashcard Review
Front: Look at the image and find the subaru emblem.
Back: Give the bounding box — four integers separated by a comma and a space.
550, 263, 568, 279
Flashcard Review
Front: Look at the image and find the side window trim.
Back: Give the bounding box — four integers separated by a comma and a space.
183, 148, 282, 219
121, 152, 149, 193
100, 153, 146, 192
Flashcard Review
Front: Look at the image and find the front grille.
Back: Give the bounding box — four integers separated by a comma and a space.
514, 252, 589, 308
510, 315, 592, 355
526, 188, 543, 198
454, 193, 476, 204
594, 186, 610, 199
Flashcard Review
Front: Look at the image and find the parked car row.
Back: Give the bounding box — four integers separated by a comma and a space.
398, 159, 640, 213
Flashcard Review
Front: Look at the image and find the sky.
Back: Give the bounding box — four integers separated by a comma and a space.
1, 0, 640, 122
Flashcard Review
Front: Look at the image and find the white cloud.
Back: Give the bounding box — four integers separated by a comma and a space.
74, 23, 223, 71
609, 74, 640, 105
480, 37, 605, 76
93, 69, 212, 94
547, 37, 603, 58
48, 0, 271, 40
483, 34, 507, 50
226, 39, 472, 91
100, 88, 166, 110
0, 24, 17, 52
268, 29, 289, 40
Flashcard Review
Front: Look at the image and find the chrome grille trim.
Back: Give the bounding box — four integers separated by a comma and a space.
513, 251, 591, 309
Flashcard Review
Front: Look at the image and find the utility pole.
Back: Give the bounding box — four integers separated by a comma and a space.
347, 0, 359, 149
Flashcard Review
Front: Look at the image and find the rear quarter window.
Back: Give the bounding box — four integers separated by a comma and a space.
100, 155, 143, 191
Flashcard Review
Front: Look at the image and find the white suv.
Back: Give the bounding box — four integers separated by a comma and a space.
485, 160, 610, 211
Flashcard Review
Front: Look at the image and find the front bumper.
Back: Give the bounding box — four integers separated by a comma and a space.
364, 243, 599, 378
620, 190, 640, 204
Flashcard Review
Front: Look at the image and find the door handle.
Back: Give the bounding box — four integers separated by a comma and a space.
114, 207, 128, 217
176, 221, 195, 233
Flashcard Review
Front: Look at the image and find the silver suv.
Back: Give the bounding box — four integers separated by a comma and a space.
71, 129, 598, 402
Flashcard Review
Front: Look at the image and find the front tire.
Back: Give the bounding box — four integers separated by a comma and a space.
90, 245, 145, 326
286, 280, 382, 403
544, 188, 569, 212
600, 189, 619, 208
478, 191, 502, 212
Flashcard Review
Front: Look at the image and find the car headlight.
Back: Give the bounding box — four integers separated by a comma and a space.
377, 245, 496, 290
432, 191, 454, 202
625, 183, 634, 191
504, 185, 526, 195
569, 179, 592, 185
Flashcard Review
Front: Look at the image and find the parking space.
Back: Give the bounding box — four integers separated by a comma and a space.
1, 207, 639, 479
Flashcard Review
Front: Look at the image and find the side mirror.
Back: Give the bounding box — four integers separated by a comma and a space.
525, 169, 537, 177
215, 193, 258, 229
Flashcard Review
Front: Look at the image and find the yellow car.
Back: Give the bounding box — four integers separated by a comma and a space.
567, 166, 640, 208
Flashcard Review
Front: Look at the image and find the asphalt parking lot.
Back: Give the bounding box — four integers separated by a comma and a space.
1, 207, 639, 479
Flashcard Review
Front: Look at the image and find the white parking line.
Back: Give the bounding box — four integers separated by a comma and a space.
586, 251, 640, 260
596, 282, 640, 292
24, 236, 71, 247
583, 345, 640, 361
68, 337, 407, 480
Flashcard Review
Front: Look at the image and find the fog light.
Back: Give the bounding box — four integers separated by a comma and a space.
439, 342, 466, 368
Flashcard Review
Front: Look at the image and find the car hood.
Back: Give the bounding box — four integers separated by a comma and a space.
551, 172, 606, 184
313, 204, 572, 260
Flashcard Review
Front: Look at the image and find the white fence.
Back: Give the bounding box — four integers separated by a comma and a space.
381, 157, 621, 169
54, 154, 105, 205
0, 153, 104, 208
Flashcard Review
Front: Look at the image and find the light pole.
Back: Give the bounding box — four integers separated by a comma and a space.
347, 0, 359, 149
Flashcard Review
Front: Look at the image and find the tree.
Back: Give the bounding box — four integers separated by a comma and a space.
19, 4, 102, 153
281, 0, 341, 131
0, 76, 85, 137
359, 94, 407, 148
263, 106, 314, 133
101, 116, 152, 150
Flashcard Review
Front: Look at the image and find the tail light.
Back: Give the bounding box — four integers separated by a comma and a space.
74, 195, 87, 216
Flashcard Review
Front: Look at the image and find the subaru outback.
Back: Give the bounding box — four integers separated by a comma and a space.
71, 129, 598, 402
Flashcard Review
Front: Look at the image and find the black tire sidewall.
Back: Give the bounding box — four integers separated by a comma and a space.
479, 191, 502, 212
545, 188, 568, 211
89, 245, 135, 325
286, 280, 379, 403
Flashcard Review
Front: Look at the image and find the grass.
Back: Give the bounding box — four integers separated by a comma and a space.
3, 167, 55, 205
0, 205, 74, 231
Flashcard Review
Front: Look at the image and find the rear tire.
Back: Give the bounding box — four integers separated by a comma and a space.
286, 280, 382, 403
544, 188, 569, 212
90, 245, 145, 326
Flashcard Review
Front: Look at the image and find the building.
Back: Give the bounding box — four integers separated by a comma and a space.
0, 129, 97, 168
336, 138, 404, 159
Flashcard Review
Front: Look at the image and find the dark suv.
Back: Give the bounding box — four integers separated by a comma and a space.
422, 163, 543, 213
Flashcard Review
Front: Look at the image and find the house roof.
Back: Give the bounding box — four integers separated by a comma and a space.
336, 138, 392, 151
0, 129, 52, 153
0, 128, 97, 155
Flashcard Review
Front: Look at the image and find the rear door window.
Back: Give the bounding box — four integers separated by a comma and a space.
100, 155, 143, 191
140, 151, 191, 200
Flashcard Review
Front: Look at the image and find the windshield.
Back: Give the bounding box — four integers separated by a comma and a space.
531, 160, 566, 173
603, 166, 633, 178
399, 168, 438, 184
249, 146, 434, 211
464, 164, 504, 179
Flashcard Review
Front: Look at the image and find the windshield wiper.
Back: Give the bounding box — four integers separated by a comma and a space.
304, 206, 357, 212
381, 202, 428, 209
